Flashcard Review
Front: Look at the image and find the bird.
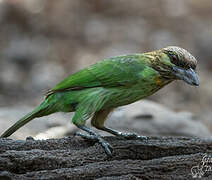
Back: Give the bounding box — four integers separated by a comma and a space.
0, 46, 199, 156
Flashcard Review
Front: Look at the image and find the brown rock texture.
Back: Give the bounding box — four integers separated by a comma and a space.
0, 136, 212, 179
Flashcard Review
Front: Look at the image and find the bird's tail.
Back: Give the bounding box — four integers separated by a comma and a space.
0, 99, 55, 138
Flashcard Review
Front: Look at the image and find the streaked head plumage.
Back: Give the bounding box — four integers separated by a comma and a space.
163, 46, 197, 70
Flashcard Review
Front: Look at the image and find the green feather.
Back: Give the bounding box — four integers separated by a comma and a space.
52, 54, 149, 92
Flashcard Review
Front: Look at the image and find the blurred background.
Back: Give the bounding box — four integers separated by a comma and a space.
0, 0, 212, 139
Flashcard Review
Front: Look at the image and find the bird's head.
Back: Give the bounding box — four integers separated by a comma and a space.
154, 46, 199, 86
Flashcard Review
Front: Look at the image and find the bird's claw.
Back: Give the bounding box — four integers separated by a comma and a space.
135, 135, 148, 140
97, 137, 113, 156
118, 132, 148, 141
75, 132, 113, 156
75, 132, 97, 140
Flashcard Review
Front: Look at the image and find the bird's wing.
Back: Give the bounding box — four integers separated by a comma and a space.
48, 54, 148, 94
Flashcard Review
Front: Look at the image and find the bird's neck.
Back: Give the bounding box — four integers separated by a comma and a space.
144, 51, 175, 80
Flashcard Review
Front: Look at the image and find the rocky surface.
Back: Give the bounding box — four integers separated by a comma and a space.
0, 136, 212, 179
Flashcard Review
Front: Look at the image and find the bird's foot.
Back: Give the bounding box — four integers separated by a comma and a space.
75, 132, 97, 140
116, 132, 148, 140
102, 127, 147, 141
75, 131, 113, 156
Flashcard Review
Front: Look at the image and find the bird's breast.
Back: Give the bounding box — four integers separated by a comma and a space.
104, 82, 164, 108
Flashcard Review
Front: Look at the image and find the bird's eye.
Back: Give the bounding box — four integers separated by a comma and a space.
167, 51, 179, 63
171, 54, 178, 62
166, 50, 182, 67
170, 54, 180, 67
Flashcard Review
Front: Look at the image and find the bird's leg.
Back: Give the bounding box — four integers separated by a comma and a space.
74, 125, 113, 156
100, 126, 147, 140
91, 109, 147, 140
72, 101, 114, 156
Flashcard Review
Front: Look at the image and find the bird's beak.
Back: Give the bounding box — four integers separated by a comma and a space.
172, 67, 199, 86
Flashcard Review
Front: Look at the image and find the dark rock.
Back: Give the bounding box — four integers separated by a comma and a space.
0, 136, 212, 179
